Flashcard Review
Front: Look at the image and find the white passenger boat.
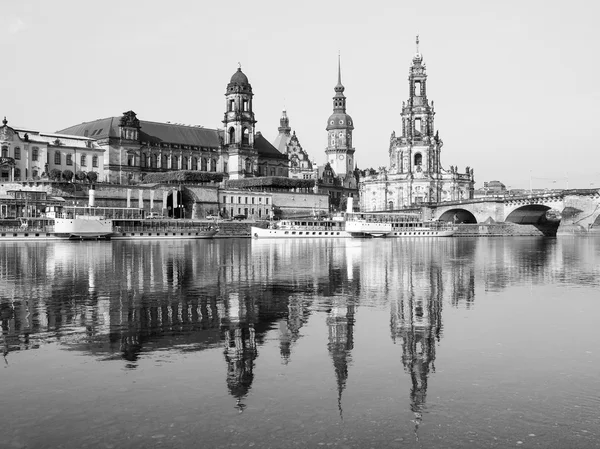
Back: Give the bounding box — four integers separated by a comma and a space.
251, 217, 351, 239
345, 212, 456, 238
53, 207, 113, 239
252, 212, 456, 239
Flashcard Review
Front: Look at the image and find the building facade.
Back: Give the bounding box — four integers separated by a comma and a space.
1, 117, 105, 183
57, 67, 288, 184
359, 39, 474, 211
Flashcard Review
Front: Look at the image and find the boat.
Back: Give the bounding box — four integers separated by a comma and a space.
251, 217, 352, 239
110, 220, 218, 240
345, 212, 456, 238
53, 209, 113, 239
251, 212, 456, 239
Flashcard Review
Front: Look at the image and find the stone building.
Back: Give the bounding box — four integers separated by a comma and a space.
1, 117, 105, 183
359, 38, 474, 211
57, 67, 288, 184
272, 109, 316, 180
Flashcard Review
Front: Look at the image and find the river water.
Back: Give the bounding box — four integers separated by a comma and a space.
1, 237, 599, 449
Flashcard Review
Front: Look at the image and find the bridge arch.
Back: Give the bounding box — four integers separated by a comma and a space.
505, 204, 551, 224
437, 208, 477, 224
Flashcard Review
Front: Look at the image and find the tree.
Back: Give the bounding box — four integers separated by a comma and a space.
75, 171, 87, 182
62, 169, 74, 182
49, 169, 62, 181
86, 171, 98, 183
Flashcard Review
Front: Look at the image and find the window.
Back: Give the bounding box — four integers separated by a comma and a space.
414, 153, 422, 166
223, 196, 227, 203
92, 155, 98, 167
80, 154, 86, 166
66, 154, 73, 165
266, 198, 269, 205
229, 99, 234, 112
161, 155, 167, 168
183, 156, 188, 170
14, 168, 21, 179
172, 156, 178, 169
141, 153, 147, 167
229, 127, 235, 144
224, 162, 228, 172
33, 169, 38, 178
151, 154, 157, 168
54, 152, 61, 165
242, 128, 249, 145
243, 99, 249, 111
32, 147, 39, 161
127, 155, 134, 166
210, 158, 216, 172
193, 157, 198, 170
2, 146, 8, 157
15, 147, 21, 160
201, 157, 207, 171
414, 81, 421, 96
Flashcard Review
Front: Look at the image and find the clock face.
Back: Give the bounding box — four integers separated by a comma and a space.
338, 154, 345, 160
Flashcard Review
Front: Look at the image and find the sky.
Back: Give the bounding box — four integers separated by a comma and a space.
2, 0, 599, 190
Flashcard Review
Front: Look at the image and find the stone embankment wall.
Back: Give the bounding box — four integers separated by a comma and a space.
455, 223, 546, 237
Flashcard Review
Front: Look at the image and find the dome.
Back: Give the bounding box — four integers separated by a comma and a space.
230, 67, 249, 86
326, 112, 354, 131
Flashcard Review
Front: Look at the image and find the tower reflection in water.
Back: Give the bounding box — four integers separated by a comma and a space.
11, 237, 580, 420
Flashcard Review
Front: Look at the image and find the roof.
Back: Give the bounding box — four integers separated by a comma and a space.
57, 118, 221, 148
254, 133, 287, 160
230, 68, 249, 86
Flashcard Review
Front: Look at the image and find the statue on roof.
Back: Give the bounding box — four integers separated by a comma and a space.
120, 110, 140, 128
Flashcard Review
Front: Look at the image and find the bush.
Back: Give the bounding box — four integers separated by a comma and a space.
143, 170, 224, 184
75, 171, 87, 182
49, 169, 62, 181
62, 169, 74, 182
87, 171, 98, 183
225, 176, 315, 190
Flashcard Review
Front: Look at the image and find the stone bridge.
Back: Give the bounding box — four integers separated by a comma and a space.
421, 189, 600, 231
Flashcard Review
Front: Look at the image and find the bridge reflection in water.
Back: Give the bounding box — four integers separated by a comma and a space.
0, 236, 593, 433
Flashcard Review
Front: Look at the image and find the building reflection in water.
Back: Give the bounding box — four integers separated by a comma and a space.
3, 235, 591, 417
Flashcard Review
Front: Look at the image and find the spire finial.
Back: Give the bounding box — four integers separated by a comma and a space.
2, 117, 6, 126
416, 35, 420, 53
237, 61, 241, 70
337, 51, 342, 86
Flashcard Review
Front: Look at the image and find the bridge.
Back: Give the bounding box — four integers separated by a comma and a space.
419, 189, 600, 232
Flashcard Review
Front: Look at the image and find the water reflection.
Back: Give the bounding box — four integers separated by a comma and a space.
2, 236, 600, 419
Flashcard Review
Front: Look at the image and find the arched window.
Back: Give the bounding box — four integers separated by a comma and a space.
414, 153, 422, 166
183, 156, 188, 170
54, 152, 61, 165
211, 158, 217, 172
151, 154, 157, 168
245, 158, 251, 174
192, 157, 198, 170
92, 155, 98, 167
141, 153, 147, 167
201, 157, 207, 171
1, 146, 8, 157
81, 154, 87, 166
32, 147, 39, 161
172, 156, 178, 169
66, 154, 73, 165
229, 127, 235, 144
161, 155, 167, 169
242, 128, 249, 145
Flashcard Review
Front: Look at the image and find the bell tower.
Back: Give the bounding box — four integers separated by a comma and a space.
223, 65, 258, 179
325, 55, 355, 177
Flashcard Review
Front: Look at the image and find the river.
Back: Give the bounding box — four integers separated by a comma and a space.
1, 236, 599, 448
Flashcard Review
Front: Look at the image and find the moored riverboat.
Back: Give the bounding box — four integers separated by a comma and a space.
345, 212, 456, 238
251, 217, 351, 239
110, 218, 218, 240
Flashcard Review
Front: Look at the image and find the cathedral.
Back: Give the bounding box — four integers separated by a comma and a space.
272, 109, 316, 180
359, 38, 474, 211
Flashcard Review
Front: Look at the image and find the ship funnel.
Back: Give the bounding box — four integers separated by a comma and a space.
89, 187, 95, 207
346, 196, 353, 214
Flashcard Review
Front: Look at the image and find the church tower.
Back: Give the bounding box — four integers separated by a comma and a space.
223, 66, 258, 179
325, 55, 355, 177
393, 36, 442, 178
